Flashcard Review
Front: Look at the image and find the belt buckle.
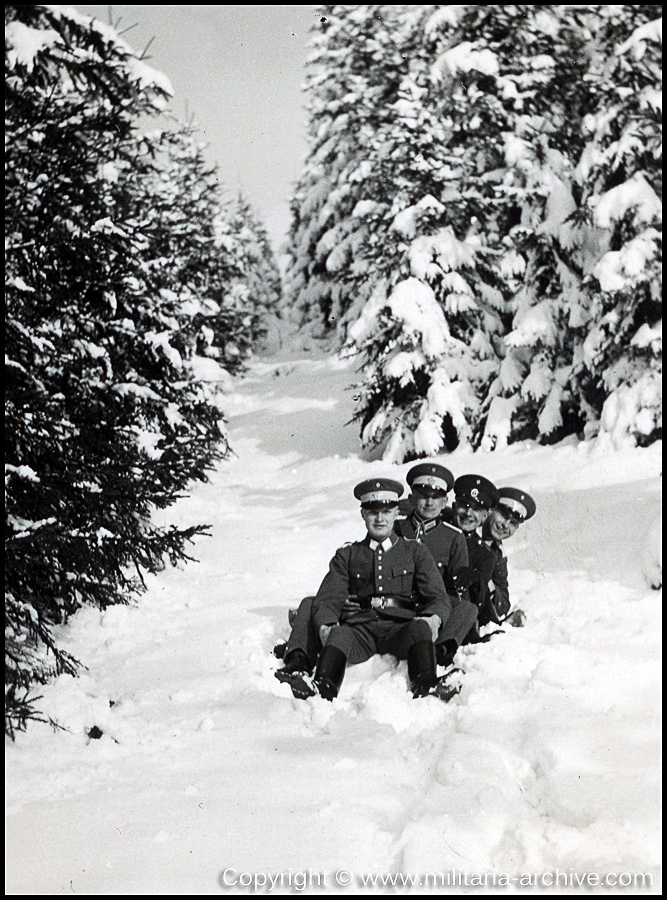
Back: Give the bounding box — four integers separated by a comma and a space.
370, 596, 386, 610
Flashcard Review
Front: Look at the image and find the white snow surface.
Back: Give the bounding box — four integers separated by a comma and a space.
5, 20, 60, 72
5, 351, 662, 895
433, 42, 499, 79
593, 175, 661, 230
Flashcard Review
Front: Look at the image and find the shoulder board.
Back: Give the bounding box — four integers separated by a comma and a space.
440, 520, 463, 534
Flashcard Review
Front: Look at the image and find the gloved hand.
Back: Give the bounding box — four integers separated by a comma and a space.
342, 599, 361, 611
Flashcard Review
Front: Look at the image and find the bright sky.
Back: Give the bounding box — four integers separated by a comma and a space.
76, 5, 319, 254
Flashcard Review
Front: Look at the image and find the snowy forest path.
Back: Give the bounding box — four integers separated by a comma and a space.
6, 352, 662, 894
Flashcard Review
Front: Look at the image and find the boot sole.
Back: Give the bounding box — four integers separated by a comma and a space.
275, 668, 316, 699
432, 666, 465, 702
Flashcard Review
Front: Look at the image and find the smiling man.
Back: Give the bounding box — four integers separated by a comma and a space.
276, 477, 458, 702
394, 463, 478, 667
441, 473, 500, 642
479, 486, 537, 627
396, 464, 467, 585
310, 477, 454, 701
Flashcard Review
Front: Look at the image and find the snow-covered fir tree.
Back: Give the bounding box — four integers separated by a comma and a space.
345, 6, 596, 459
288, 4, 662, 460
575, 6, 662, 448
482, 5, 662, 449
454, 5, 597, 449
5, 7, 277, 734
284, 5, 410, 335
342, 6, 507, 460
142, 123, 258, 381
213, 191, 283, 352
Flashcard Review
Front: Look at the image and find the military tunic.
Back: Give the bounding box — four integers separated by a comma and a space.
312, 534, 451, 630
490, 551, 510, 618
282, 525, 461, 668
479, 523, 511, 625
311, 534, 451, 665
440, 506, 500, 628
395, 513, 478, 649
394, 513, 469, 598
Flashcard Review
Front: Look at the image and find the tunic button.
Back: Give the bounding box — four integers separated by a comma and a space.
438, 562, 443, 568
378, 586, 383, 592
378, 565, 382, 570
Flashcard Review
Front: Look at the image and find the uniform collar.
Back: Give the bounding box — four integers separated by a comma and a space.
411, 513, 438, 534
368, 536, 395, 552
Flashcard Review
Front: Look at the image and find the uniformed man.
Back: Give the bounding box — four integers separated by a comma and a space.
394, 463, 478, 667
274, 467, 469, 696
276, 478, 456, 702
441, 474, 501, 642
478, 486, 537, 628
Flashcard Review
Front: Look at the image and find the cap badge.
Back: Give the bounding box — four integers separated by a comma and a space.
471, 487, 479, 499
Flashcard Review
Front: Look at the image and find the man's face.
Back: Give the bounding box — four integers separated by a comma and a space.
487, 507, 521, 541
361, 505, 399, 542
454, 498, 488, 533
411, 489, 448, 522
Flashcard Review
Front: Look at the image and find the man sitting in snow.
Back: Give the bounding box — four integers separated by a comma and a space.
441, 473, 502, 643
394, 463, 478, 668
276, 478, 458, 702
442, 476, 536, 639
477, 487, 537, 629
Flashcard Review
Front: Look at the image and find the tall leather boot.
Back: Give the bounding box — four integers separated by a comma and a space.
313, 645, 347, 701
436, 639, 457, 668
275, 650, 316, 700
408, 639, 438, 698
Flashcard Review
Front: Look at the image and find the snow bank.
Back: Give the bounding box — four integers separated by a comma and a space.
6, 354, 662, 894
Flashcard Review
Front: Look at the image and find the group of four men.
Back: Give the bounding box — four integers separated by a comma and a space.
274, 464, 536, 703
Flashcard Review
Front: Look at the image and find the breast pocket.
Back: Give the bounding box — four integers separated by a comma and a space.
391, 564, 414, 596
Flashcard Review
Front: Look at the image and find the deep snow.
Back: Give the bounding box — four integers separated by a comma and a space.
5, 350, 662, 895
